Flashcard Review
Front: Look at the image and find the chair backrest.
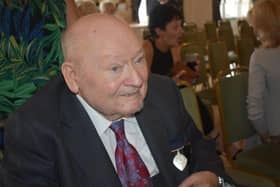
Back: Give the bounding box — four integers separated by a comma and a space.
208, 41, 230, 78
181, 30, 207, 48
237, 38, 255, 67
219, 20, 232, 28
180, 87, 204, 134
238, 20, 260, 47
204, 22, 218, 42
218, 25, 235, 51
183, 22, 198, 32
216, 72, 256, 144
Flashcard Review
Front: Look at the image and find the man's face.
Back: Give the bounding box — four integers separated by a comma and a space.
75, 26, 148, 120
160, 19, 184, 47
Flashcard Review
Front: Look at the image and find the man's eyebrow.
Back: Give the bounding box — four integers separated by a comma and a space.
133, 49, 145, 59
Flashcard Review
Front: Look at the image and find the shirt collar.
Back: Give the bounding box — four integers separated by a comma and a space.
76, 95, 111, 136
76, 95, 135, 135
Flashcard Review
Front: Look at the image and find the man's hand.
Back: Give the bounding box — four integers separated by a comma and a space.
178, 171, 219, 187
171, 62, 200, 86
259, 133, 272, 144
271, 135, 280, 144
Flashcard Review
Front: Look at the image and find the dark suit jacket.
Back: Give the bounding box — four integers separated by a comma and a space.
0, 74, 232, 187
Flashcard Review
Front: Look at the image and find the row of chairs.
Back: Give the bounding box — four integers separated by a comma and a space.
187, 21, 256, 61
180, 39, 255, 87
180, 69, 280, 186
217, 69, 280, 186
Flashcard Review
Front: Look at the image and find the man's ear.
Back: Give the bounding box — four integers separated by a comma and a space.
61, 62, 79, 94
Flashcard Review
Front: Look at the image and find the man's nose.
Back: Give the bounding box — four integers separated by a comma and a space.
126, 64, 144, 87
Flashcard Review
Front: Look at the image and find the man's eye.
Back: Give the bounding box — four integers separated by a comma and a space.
111, 66, 121, 72
135, 56, 145, 64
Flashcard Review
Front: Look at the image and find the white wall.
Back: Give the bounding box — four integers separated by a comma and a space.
183, 0, 213, 28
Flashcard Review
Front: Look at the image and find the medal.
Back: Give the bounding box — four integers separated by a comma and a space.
172, 146, 188, 171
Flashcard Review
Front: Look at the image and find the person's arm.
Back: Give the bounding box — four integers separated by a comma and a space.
171, 46, 200, 85
247, 51, 269, 142
143, 39, 154, 72
64, 0, 80, 26
171, 46, 181, 65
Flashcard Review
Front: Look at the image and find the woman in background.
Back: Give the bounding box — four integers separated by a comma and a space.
247, 0, 280, 144
143, 4, 198, 84
143, 4, 217, 139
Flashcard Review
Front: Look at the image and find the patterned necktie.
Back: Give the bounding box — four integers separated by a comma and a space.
110, 119, 153, 187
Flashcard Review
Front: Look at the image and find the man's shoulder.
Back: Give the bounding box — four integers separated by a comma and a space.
146, 74, 180, 108
9, 74, 69, 126
148, 73, 174, 85
148, 74, 177, 93
26, 74, 66, 105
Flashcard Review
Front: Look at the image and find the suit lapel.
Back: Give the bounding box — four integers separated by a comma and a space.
57, 79, 180, 186
136, 101, 177, 186
59, 89, 121, 186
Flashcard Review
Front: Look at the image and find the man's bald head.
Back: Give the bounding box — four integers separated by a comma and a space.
61, 14, 139, 64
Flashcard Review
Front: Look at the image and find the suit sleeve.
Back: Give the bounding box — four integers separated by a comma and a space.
0, 114, 59, 187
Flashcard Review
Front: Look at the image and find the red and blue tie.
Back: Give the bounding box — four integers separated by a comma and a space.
110, 119, 153, 187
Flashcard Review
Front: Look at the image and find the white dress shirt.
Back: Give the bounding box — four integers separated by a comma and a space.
77, 95, 159, 177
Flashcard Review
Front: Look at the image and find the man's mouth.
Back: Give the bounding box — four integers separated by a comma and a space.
121, 91, 139, 97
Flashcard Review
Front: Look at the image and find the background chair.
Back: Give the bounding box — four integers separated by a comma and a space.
216, 71, 280, 185
218, 21, 236, 52
236, 38, 255, 67
226, 167, 277, 187
183, 22, 198, 32
208, 41, 230, 78
180, 87, 204, 134
238, 19, 260, 47
181, 30, 207, 48
204, 21, 218, 42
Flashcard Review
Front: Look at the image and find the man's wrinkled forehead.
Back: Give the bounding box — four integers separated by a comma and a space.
100, 48, 145, 62
63, 15, 130, 58
65, 14, 126, 39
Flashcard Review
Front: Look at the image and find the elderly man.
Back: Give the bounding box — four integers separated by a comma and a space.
0, 14, 234, 187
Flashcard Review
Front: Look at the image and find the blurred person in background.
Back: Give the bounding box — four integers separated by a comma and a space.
143, 4, 219, 143
115, 0, 132, 23
143, 4, 199, 85
100, 0, 116, 15
78, 0, 97, 16
247, 0, 280, 144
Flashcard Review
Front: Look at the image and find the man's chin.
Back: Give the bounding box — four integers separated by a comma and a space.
123, 102, 144, 117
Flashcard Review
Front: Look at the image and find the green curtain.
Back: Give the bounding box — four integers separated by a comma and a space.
0, 0, 66, 119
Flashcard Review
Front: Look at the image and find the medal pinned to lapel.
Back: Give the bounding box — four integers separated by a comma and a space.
172, 146, 188, 171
